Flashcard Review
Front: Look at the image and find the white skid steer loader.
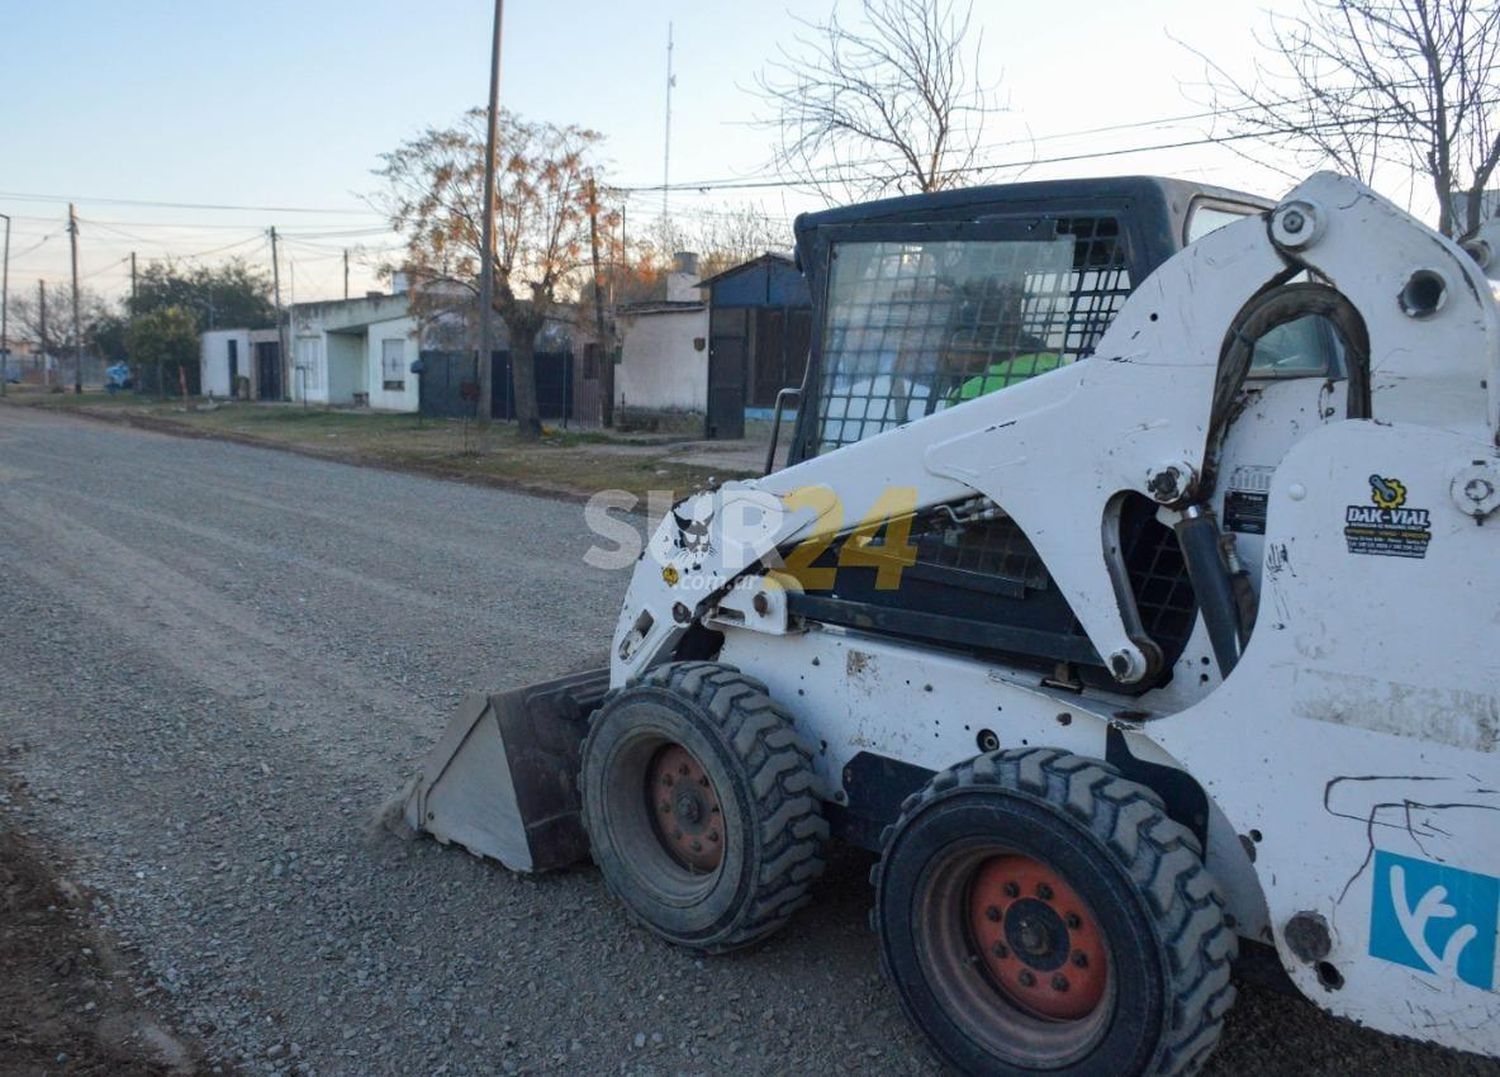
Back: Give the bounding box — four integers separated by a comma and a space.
395, 172, 1500, 1075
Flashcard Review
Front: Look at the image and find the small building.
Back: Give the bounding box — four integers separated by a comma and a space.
700, 253, 812, 440
614, 303, 708, 417
288, 292, 422, 411
613, 254, 708, 426
201, 328, 283, 399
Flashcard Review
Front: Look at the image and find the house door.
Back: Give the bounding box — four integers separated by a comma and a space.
255, 341, 282, 401
227, 339, 239, 397
706, 307, 747, 439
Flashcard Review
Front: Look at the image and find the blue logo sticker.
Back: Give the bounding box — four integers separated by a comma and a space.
1369, 850, 1499, 990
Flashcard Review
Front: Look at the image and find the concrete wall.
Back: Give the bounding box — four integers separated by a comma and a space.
200, 329, 252, 397
326, 333, 365, 404
365, 318, 419, 412
291, 293, 411, 335
286, 294, 421, 413
616, 307, 709, 413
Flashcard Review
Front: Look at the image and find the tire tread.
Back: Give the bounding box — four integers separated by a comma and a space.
875, 746, 1236, 1076
588, 661, 828, 953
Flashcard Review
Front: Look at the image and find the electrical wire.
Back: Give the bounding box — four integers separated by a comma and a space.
0, 190, 382, 216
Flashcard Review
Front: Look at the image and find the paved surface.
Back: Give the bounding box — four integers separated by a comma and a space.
0, 405, 1494, 1076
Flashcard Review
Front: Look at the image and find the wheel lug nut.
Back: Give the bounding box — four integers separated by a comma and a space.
698, 776, 709, 787
708, 830, 719, 842
660, 802, 672, 813
1037, 883, 1054, 901
1072, 951, 1088, 968
691, 840, 702, 852
1065, 912, 1081, 929
672, 829, 683, 841
1018, 970, 1036, 987
984, 905, 1001, 923
991, 942, 1009, 959
661, 775, 673, 787
1052, 974, 1069, 992
1003, 882, 1020, 898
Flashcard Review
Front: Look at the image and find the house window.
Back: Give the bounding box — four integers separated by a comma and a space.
381, 339, 405, 391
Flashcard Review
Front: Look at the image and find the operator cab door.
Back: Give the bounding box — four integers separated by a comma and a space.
792, 213, 1140, 462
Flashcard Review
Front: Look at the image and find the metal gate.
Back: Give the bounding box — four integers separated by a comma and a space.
706, 308, 747, 440
418, 350, 575, 422
254, 340, 282, 401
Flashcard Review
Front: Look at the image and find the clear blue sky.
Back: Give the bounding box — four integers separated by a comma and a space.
1, 0, 1360, 304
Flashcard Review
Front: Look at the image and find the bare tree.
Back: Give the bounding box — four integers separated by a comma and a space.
647, 204, 792, 277
754, 0, 1002, 203
376, 110, 609, 438
8, 283, 110, 356
1190, 0, 1500, 236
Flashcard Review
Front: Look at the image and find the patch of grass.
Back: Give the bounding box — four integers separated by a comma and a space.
4, 388, 158, 409
7, 396, 749, 504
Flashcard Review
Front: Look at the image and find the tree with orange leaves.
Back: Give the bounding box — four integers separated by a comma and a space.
377, 110, 611, 438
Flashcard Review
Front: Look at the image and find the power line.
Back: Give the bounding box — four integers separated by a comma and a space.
78, 256, 131, 282
0, 190, 381, 216
6, 230, 63, 261
616, 122, 1390, 195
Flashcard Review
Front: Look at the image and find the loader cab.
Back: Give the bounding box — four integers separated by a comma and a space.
787, 177, 1275, 465
773, 178, 1359, 696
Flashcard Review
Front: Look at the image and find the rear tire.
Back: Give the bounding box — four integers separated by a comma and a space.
580, 662, 828, 953
873, 747, 1236, 1076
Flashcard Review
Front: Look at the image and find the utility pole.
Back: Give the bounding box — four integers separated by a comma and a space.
586, 177, 613, 428
128, 252, 137, 387
663, 22, 675, 226
37, 280, 47, 388
343, 249, 350, 300
0, 212, 10, 398
269, 226, 286, 401
68, 203, 81, 394
475, 0, 504, 430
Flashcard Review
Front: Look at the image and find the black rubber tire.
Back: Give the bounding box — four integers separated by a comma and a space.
580, 661, 828, 953
873, 747, 1237, 1077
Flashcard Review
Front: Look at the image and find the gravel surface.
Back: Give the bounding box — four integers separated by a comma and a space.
0, 405, 1495, 1076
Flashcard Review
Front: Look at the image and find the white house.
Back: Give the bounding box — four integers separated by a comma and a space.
615, 303, 708, 413
614, 254, 708, 418
201, 328, 284, 399
287, 292, 423, 412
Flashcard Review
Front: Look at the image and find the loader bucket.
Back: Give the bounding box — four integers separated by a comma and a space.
391, 668, 610, 873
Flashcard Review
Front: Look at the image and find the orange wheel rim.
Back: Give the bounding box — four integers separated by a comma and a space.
966, 854, 1109, 1020
646, 744, 724, 872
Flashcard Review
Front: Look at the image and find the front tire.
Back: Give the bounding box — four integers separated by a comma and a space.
580, 662, 828, 953
873, 748, 1236, 1076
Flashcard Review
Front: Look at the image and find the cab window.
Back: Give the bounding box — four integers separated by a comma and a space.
1249, 315, 1346, 379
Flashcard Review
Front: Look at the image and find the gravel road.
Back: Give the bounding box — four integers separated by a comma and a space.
0, 405, 1494, 1076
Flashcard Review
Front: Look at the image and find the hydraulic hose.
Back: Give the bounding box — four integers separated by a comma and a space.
1210, 281, 1372, 452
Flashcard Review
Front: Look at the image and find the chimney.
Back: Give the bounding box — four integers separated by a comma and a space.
666, 251, 702, 303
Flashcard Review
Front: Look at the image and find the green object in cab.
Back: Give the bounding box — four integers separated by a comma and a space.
951, 352, 1063, 402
